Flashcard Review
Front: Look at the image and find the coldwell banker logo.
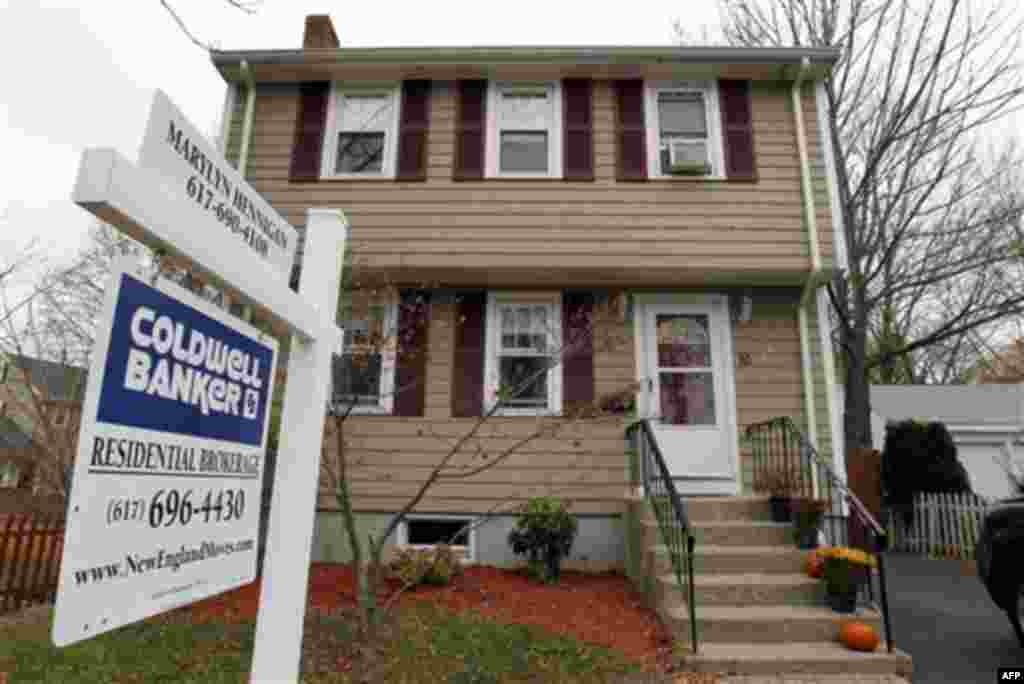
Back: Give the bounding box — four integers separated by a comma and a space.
97, 273, 274, 446
124, 306, 263, 420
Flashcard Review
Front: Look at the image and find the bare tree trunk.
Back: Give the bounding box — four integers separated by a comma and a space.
717, 0, 1024, 462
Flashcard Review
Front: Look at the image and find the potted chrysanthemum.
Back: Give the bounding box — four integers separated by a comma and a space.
817, 546, 877, 613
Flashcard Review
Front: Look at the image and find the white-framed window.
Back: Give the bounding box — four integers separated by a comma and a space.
398, 515, 476, 563
484, 292, 562, 415
331, 299, 397, 414
321, 84, 401, 178
486, 82, 563, 178
644, 80, 725, 179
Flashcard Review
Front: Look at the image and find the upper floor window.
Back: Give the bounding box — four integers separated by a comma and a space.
644, 81, 725, 179
331, 298, 397, 414
486, 83, 563, 178
483, 292, 562, 415
321, 85, 401, 178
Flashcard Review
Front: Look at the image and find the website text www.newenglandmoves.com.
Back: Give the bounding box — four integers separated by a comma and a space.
72, 538, 254, 587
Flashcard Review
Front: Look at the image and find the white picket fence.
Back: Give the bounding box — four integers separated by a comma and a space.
886, 492, 991, 560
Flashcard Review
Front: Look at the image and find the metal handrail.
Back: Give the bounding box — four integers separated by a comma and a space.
745, 416, 895, 652
626, 419, 698, 654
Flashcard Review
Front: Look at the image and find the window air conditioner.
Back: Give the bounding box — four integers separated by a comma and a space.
668, 139, 710, 176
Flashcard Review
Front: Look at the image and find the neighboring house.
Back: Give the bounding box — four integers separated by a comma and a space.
870, 383, 1024, 501
210, 15, 847, 567
0, 415, 34, 487
0, 354, 86, 492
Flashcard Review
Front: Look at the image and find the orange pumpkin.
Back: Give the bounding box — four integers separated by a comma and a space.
805, 551, 824, 578
838, 621, 880, 652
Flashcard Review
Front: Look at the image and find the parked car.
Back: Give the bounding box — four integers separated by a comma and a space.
977, 495, 1024, 647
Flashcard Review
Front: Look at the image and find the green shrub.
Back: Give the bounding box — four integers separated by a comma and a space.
390, 544, 462, 587
508, 497, 578, 584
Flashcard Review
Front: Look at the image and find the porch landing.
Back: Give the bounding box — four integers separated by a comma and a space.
629, 495, 913, 679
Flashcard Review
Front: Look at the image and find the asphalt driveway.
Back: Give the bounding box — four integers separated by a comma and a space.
884, 553, 1022, 683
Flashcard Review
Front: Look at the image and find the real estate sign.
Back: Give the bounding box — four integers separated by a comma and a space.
52, 259, 278, 647
138, 90, 298, 277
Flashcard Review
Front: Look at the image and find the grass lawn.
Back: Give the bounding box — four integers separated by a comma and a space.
0, 602, 647, 683
0, 615, 254, 683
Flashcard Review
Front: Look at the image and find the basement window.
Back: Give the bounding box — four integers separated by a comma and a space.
399, 516, 475, 562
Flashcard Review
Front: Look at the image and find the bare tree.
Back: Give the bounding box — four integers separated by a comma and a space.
717, 0, 1024, 453
317, 254, 638, 653
159, 0, 262, 51
30, 223, 145, 367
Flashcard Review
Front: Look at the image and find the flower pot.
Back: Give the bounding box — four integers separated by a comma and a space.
827, 588, 858, 613
795, 526, 819, 550
768, 496, 792, 523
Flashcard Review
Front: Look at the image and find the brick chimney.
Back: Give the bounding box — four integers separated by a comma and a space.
303, 14, 339, 49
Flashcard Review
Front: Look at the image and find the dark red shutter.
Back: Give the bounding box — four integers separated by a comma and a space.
452, 291, 486, 417
718, 79, 757, 180
453, 80, 487, 181
562, 79, 594, 181
396, 80, 431, 181
614, 80, 647, 182
562, 291, 595, 413
290, 81, 330, 182
394, 290, 431, 417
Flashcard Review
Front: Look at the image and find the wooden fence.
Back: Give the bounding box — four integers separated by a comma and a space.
0, 513, 65, 614
886, 492, 990, 559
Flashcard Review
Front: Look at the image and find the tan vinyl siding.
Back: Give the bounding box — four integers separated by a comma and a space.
230, 79, 832, 285
733, 290, 806, 492
321, 287, 807, 511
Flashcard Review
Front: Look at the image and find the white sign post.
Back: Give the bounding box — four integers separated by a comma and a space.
57, 89, 346, 684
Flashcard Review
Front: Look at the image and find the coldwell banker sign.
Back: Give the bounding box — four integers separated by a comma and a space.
52, 259, 278, 646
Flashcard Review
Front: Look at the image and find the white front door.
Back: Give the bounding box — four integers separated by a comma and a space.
635, 294, 739, 494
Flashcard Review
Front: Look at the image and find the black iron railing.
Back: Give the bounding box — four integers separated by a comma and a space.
626, 419, 698, 654
745, 416, 895, 652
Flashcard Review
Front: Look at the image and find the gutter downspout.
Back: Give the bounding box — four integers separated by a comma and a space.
238, 60, 257, 323
238, 60, 257, 178
217, 81, 237, 155
792, 57, 823, 495
815, 79, 848, 500
214, 81, 238, 313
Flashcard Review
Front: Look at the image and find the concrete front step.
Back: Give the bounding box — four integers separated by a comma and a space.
643, 520, 792, 548
649, 544, 808, 576
661, 604, 883, 644
640, 496, 775, 524
686, 642, 913, 678
656, 572, 824, 607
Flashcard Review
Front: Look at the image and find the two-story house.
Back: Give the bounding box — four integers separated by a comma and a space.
207, 16, 910, 676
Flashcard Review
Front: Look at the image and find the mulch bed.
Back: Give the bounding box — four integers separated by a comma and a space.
186, 563, 679, 671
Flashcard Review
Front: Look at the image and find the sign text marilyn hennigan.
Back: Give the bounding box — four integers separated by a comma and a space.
138, 90, 298, 277
52, 259, 278, 647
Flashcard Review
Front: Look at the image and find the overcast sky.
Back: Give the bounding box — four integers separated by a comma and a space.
0, 0, 718, 269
